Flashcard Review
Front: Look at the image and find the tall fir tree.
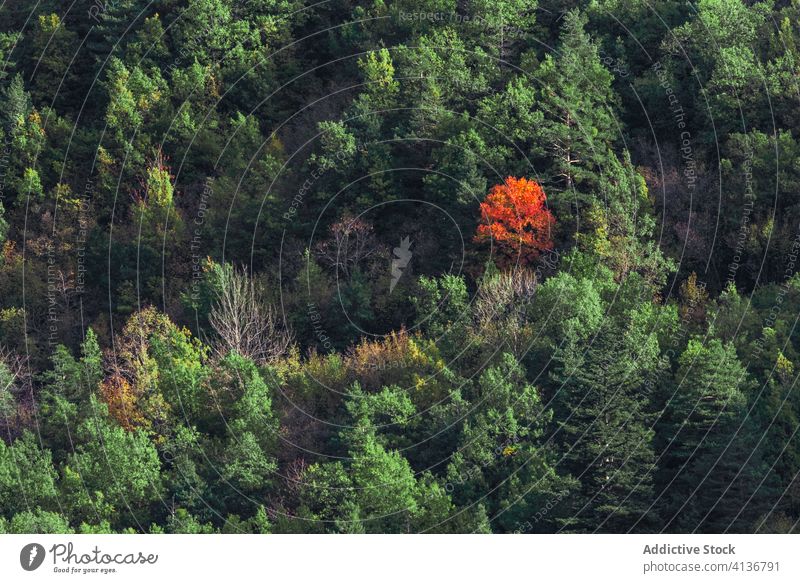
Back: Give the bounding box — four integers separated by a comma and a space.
550, 316, 664, 532
656, 338, 774, 532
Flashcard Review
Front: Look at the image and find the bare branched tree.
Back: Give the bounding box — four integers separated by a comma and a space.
209, 265, 294, 364
473, 268, 539, 358
0, 346, 32, 440
473, 268, 538, 325
314, 214, 380, 278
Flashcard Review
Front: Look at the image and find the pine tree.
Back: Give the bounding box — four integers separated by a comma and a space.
447, 353, 575, 533
533, 9, 618, 194
30, 14, 80, 108
576, 153, 675, 286
85, 0, 150, 63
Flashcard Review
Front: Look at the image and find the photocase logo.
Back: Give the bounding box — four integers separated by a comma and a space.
20, 543, 46, 571
390, 236, 412, 293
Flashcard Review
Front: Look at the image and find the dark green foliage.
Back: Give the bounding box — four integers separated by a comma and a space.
550, 312, 665, 532
657, 338, 774, 533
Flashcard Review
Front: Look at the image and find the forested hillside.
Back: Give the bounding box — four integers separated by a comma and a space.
1, 0, 799, 533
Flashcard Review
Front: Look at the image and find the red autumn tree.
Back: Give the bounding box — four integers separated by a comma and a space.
475, 177, 555, 265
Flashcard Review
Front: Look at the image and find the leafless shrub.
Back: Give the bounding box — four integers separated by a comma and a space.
209, 266, 294, 365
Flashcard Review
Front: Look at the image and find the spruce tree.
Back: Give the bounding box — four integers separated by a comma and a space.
550, 317, 664, 532
657, 338, 772, 532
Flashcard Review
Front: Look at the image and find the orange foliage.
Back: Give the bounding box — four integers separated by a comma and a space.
98, 307, 176, 435
99, 373, 145, 431
475, 177, 555, 265
347, 329, 417, 390
345, 329, 450, 407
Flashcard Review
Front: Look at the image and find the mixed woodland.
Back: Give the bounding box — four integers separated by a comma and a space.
1, 0, 800, 533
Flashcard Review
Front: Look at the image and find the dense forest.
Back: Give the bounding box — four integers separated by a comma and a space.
0, 0, 799, 534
